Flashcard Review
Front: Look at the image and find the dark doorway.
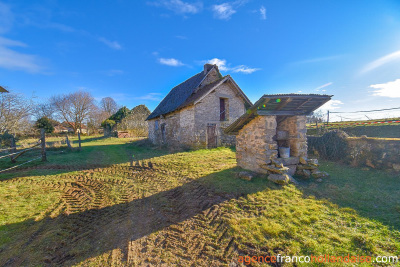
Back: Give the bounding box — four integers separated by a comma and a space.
161, 123, 166, 144
220, 98, 226, 121
207, 124, 217, 148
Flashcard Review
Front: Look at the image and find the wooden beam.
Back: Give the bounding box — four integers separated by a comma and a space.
296, 98, 312, 110
276, 98, 292, 111
256, 110, 304, 116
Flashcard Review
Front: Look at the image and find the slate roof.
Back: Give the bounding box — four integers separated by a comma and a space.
0, 86, 8, 93
147, 71, 207, 120
225, 94, 332, 134
178, 76, 226, 108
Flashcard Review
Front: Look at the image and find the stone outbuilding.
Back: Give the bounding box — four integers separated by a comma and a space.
146, 64, 252, 148
225, 94, 332, 175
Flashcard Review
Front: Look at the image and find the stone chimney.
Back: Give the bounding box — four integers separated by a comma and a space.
203, 63, 215, 74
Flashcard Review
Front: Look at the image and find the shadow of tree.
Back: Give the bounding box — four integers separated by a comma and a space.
0, 139, 171, 181
0, 168, 272, 266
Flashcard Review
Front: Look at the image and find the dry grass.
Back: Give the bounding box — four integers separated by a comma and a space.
0, 138, 399, 266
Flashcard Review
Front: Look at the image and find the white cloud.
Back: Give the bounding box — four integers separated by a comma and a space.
0, 37, 43, 73
207, 58, 228, 71
361, 50, 400, 74
318, 100, 343, 111
315, 82, 333, 91
149, 0, 202, 14
212, 3, 236, 20
260, 6, 266, 20
158, 58, 185, 66
0, 2, 13, 34
206, 58, 260, 74
370, 79, 400, 98
231, 65, 260, 74
98, 37, 122, 50
135, 93, 163, 101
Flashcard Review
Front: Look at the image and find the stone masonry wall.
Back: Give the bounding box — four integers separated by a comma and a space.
346, 137, 400, 171
148, 120, 156, 144
147, 110, 183, 147
277, 116, 308, 158
236, 116, 278, 174
194, 81, 246, 147
178, 106, 196, 147
200, 68, 220, 87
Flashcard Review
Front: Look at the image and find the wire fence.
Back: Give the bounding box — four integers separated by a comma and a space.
0, 129, 46, 174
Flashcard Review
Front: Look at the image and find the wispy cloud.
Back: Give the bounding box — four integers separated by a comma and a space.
315, 82, 333, 91
0, 2, 14, 34
158, 58, 185, 66
0, 36, 26, 47
370, 79, 400, 98
0, 36, 43, 73
360, 50, 400, 74
206, 58, 260, 74
231, 65, 260, 74
260, 5, 266, 20
318, 99, 343, 111
291, 55, 342, 65
149, 0, 203, 15
135, 93, 163, 101
46, 22, 75, 32
98, 37, 122, 50
212, 3, 236, 20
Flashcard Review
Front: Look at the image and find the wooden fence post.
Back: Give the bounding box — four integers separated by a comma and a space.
10, 136, 16, 163
66, 135, 73, 150
41, 128, 47, 162
78, 131, 82, 151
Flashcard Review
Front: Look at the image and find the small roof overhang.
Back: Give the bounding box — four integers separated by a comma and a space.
0, 86, 9, 93
224, 94, 332, 135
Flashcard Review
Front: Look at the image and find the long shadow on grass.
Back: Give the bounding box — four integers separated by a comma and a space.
0, 168, 275, 266
298, 160, 400, 230
0, 139, 172, 181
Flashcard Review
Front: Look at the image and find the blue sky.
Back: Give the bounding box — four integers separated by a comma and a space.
1, 0, 400, 121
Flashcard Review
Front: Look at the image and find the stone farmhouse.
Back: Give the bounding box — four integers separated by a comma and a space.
146, 64, 252, 148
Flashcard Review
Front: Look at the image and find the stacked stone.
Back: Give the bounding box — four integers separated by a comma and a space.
296, 157, 329, 181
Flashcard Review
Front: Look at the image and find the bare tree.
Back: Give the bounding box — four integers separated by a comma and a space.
0, 91, 34, 135
307, 110, 325, 124
50, 91, 95, 133
100, 97, 118, 116
33, 102, 55, 120
86, 105, 109, 135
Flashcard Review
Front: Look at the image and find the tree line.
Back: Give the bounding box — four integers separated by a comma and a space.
0, 89, 124, 137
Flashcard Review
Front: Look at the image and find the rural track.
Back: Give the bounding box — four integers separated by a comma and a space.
1, 162, 261, 266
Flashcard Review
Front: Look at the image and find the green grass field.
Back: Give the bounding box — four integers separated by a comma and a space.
0, 137, 399, 266
307, 119, 400, 138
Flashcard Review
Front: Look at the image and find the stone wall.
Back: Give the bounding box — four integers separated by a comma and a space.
346, 137, 400, 171
236, 116, 278, 174
147, 110, 183, 147
307, 134, 400, 172
277, 116, 308, 158
236, 115, 308, 175
194, 81, 246, 147
200, 68, 220, 87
